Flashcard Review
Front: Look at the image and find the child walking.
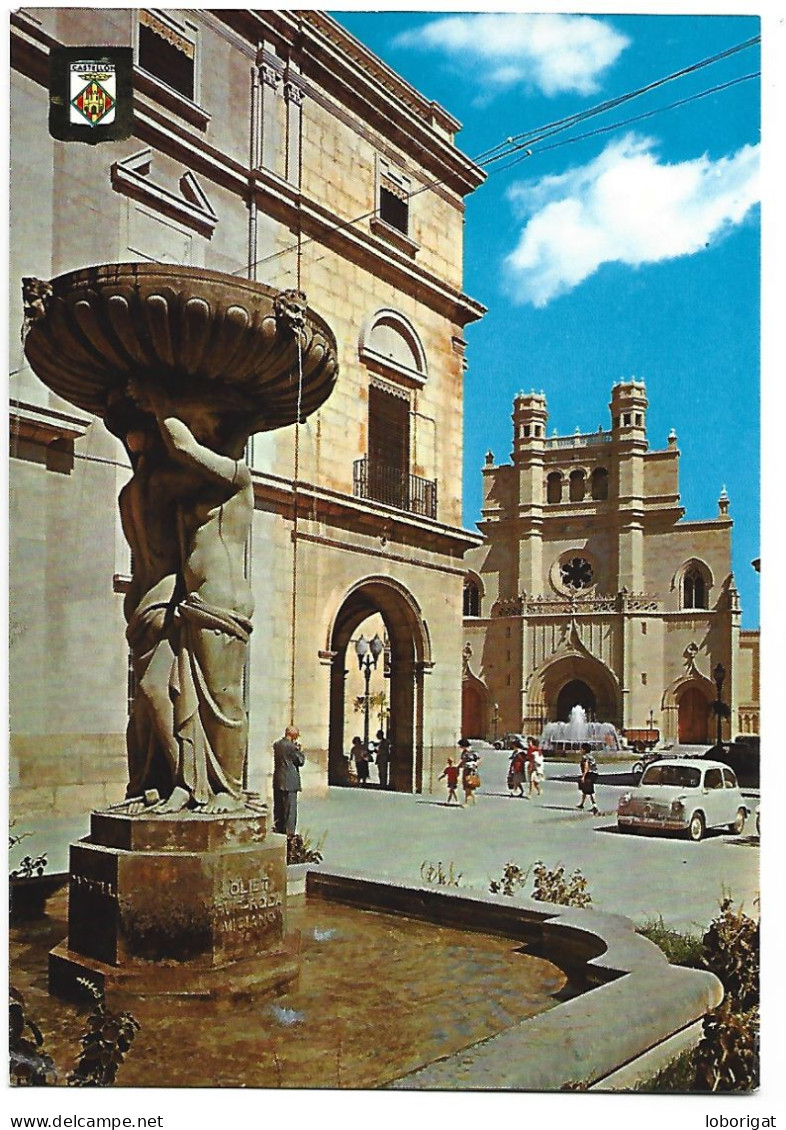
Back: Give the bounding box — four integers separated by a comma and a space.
439, 757, 461, 805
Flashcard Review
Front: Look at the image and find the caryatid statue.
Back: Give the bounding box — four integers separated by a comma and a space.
23, 264, 338, 815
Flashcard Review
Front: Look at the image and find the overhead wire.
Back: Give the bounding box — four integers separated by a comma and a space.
487, 70, 760, 178
239, 34, 759, 281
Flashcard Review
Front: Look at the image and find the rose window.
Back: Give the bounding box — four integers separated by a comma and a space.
560, 557, 594, 591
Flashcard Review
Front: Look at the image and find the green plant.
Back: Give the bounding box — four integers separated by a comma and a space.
637, 916, 704, 968
489, 862, 529, 896
286, 829, 325, 865
10, 853, 49, 879
532, 861, 592, 908
67, 978, 140, 1087
691, 898, 760, 1092
421, 860, 463, 887
694, 1002, 759, 1092
9, 987, 57, 1086
700, 897, 759, 1010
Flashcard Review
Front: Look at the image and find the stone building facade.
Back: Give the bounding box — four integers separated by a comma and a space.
9, 9, 485, 821
461, 382, 760, 745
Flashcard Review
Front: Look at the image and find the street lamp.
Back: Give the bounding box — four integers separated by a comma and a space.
648, 708, 654, 747
492, 702, 499, 743
713, 663, 726, 750
355, 633, 384, 752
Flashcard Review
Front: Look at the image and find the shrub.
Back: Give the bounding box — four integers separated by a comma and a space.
422, 860, 463, 887
286, 830, 325, 865
67, 979, 140, 1087
489, 863, 528, 896
692, 898, 760, 1092
532, 861, 592, 908
9, 987, 57, 1086
637, 916, 704, 968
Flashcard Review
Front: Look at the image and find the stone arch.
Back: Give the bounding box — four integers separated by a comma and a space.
325, 575, 431, 792
672, 558, 715, 610
526, 651, 622, 729
661, 673, 715, 744
463, 570, 484, 617
359, 308, 427, 385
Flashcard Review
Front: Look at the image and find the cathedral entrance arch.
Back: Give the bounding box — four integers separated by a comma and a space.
326, 577, 431, 793
526, 653, 621, 730
556, 679, 596, 721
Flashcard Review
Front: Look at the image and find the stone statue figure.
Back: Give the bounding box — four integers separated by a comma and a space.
21, 266, 340, 818
111, 377, 255, 814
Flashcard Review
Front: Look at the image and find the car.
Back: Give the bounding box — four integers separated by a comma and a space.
702, 741, 759, 789
494, 732, 528, 750
617, 758, 749, 841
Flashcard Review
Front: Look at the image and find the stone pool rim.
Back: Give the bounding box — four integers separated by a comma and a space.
305, 866, 724, 1092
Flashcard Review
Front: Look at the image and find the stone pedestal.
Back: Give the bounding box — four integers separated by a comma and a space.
49, 809, 300, 1000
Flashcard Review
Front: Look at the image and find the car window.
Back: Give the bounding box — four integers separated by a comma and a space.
704, 767, 723, 790
641, 765, 700, 788
722, 767, 738, 788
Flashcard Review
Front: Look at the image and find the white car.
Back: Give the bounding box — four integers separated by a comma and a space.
617, 758, 749, 841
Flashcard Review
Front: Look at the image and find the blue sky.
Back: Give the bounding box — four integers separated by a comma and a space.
332, 11, 761, 628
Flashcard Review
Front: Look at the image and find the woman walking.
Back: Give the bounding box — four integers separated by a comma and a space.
577, 743, 599, 814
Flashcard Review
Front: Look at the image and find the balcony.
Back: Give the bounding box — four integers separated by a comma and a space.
353, 457, 437, 520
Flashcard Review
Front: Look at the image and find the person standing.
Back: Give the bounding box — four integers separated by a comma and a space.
350, 735, 370, 786
528, 739, 545, 799
272, 725, 305, 835
375, 729, 391, 789
577, 743, 599, 814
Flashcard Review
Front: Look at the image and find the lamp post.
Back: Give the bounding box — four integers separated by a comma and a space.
355, 633, 384, 752
648, 708, 654, 748
713, 663, 726, 750
492, 702, 499, 744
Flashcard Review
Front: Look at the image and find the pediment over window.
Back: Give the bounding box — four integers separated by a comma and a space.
110, 148, 218, 237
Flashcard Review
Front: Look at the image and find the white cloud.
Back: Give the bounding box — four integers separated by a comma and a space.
393, 13, 629, 97
503, 135, 761, 307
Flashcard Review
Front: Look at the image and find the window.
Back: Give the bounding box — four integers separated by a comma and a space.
379, 185, 408, 235
591, 467, 609, 500
547, 472, 562, 503
138, 11, 196, 101
463, 578, 481, 618
683, 569, 707, 609
560, 557, 593, 591
704, 767, 723, 791
723, 767, 738, 789
569, 469, 586, 502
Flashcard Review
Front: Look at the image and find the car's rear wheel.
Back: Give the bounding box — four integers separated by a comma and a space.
729, 808, 746, 835
687, 812, 705, 842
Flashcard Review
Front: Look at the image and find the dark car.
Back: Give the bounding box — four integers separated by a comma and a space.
702, 741, 759, 790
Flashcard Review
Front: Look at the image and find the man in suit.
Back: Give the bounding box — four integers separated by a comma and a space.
272, 725, 305, 835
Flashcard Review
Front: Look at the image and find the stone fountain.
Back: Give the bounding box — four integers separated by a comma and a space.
21, 263, 338, 998
540, 705, 621, 754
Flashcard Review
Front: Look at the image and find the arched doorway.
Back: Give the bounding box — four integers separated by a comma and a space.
556, 679, 597, 721
327, 577, 431, 793
678, 686, 710, 744
461, 679, 485, 739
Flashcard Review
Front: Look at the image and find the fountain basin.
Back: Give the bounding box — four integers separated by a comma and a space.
22, 263, 338, 429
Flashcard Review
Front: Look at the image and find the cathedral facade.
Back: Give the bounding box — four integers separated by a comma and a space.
461, 382, 760, 746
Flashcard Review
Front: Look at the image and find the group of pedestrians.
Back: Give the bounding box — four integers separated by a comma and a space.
507, 737, 545, 800
347, 731, 392, 788
439, 738, 481, 806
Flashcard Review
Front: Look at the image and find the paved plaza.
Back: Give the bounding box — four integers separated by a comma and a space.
298, 746, 760, 935
29, 745, 759, 938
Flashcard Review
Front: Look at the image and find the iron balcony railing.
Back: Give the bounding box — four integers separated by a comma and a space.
353, 457, 437, 520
